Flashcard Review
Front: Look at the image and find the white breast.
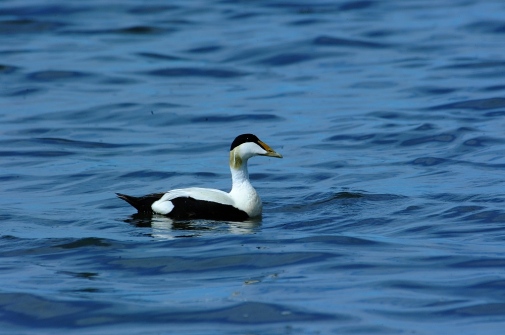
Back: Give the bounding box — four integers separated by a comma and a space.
229, 182, 262, 217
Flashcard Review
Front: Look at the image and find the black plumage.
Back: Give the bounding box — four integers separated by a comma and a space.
116, 193, 249, 221
116, 193, 164, 214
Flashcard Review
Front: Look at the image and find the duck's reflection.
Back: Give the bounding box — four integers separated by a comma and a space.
124, 214, 261, 239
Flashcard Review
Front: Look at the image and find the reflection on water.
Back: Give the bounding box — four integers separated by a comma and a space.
125, 214, 261, 239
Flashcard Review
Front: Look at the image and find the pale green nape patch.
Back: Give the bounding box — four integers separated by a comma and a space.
229, 149, 242, 169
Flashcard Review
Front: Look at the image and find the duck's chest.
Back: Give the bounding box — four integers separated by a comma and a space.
230, 184, 262, 217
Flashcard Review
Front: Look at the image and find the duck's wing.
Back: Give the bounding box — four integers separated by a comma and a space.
163, 188, 234, 204
152, 188, 249, 221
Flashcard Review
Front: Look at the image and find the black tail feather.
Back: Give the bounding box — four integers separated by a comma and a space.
116, 193, 165, 214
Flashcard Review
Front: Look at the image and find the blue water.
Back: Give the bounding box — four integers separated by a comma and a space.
2, 0, 505, 334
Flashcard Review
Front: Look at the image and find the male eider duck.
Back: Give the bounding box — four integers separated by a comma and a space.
116, 134, 282, 221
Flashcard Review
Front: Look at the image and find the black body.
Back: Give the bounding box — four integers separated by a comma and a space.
116, 193, 249, 221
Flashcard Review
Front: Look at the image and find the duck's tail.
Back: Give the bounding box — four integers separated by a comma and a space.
116, 193, 165, 214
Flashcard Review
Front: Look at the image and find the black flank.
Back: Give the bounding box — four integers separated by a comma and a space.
117, 193, 250, 221
169, 197, 249, 221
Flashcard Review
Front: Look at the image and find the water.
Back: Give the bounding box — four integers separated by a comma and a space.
1, 0, 505, 334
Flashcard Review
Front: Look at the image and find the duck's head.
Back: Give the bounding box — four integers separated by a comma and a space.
230, 134, 282, 169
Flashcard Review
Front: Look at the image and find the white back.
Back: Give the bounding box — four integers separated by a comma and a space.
152, 187, 235, 215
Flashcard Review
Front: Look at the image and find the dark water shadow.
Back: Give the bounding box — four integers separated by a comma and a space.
283, 191, 405, 213
427, 97, 505, 111
0, 292, 347, 328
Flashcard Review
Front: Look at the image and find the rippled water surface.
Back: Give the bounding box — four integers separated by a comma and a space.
2, 0, 505, 334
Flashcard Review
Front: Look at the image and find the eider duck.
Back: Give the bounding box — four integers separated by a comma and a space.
117, 134, 282, 221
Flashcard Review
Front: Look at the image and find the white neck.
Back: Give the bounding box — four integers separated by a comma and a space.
230, 157, 253, 192
228, 152, 262, 217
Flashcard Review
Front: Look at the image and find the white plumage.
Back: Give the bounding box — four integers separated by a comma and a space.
152, 188, 234, 214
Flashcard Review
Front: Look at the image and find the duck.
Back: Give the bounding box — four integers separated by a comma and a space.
116, 134, 282, 221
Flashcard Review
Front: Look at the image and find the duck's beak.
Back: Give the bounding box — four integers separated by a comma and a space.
258, 140, 283, 158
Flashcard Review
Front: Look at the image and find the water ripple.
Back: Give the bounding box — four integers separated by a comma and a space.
313, 35, 392, 49
144, 67, 247, 78
92, 25, 172, 35
2, 0, 505, 333
26, 70, 95, 82
0, 292, 344, 327
465, 20, 505, 34
0, 19, 66, 34
110, 252, 334, 273
428, 97, 505, 111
